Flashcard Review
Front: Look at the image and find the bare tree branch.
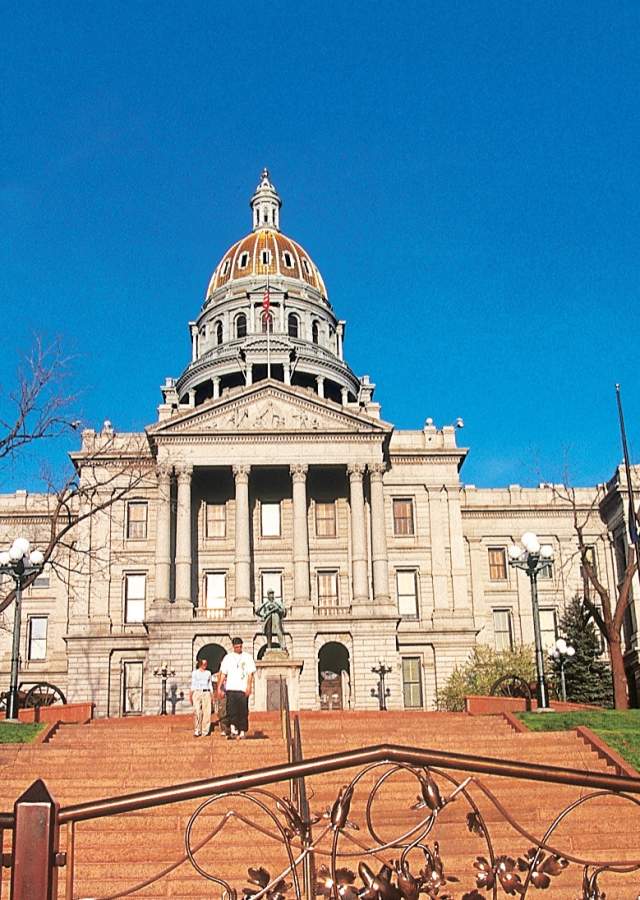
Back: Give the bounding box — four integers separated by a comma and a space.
0, 337, 79, 460
0, 431, 150, 614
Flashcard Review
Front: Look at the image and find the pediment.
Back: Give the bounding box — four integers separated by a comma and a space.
148, 381, 392, 439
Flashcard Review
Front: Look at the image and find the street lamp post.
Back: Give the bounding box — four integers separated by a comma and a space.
371, 661, 391, 711
0, 538, 45, 722
508, 532, 554, 711
549, 638, 575, 703
153, 661, 175, 716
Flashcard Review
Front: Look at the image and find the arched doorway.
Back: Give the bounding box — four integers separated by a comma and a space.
318, 641, 350, 710
197, 642, 226, 675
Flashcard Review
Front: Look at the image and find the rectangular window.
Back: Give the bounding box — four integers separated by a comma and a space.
317, 571, 339, 607
396, 570, 418, 617
126, 502, 148, 540
28, 617, 48, 661
402, 657, 423, 708
488, 547, 508, 581
261, 571, 283, 604
204, 572, 226, 611
124, 574, 146, 624
539, 608, 557, 651
261, 502, 281, 537
538, 560, 553, 580
32, 575, 50, 589
205, 502, 226, 538
315, 501, 337, 537
493, 609, 513, 651
393, 498, 415, 536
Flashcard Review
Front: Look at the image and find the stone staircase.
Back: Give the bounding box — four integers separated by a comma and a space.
0, 711, 639, 898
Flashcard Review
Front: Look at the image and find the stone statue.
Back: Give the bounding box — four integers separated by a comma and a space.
256, 590, 286, 652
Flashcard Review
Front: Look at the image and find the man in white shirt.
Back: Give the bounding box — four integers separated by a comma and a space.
217, 637, 256, 739
189, 657, 213, 737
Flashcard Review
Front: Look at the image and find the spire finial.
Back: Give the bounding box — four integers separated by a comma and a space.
250, 169, 282, 231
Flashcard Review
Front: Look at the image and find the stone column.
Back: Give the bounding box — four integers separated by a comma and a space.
212, 376, 220, 400
246, 364, 253, 386
174, 464, 193, 608
428, 486, 449, 611
316, 375, 325, 398
348, 463, 369, 605
337, 321, 345, 360
447, 487, 470, 610
233, 465, 251, 608
290, 464, 310, 606
189, 322, 198, 361
369, 463, 391, 606
153, 465, 172, 606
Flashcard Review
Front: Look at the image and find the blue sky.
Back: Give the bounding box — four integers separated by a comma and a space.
1, 1, 638, 490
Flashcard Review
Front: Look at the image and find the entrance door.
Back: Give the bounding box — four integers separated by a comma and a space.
319, 671, 343, 710
122, 660, 144, 716
318, 641, 350, 710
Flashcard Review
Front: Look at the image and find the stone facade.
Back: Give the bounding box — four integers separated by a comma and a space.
1, 172, 639, 715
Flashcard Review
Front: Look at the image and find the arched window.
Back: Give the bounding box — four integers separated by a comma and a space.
235, 314, 247, 339
261, 313, 273, 334
215, 321, 223, 345
288, 313, 299, 338
312, 321, 319, 344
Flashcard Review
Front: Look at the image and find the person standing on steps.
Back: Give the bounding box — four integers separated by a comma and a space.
189, 656, 213, 737
217, 637, 256, 740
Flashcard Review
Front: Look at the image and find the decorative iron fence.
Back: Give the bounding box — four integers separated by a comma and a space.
2, 681, 640, 900
2, 740, 640, 899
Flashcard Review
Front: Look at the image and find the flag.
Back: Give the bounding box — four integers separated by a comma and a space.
262, 286, 270, 317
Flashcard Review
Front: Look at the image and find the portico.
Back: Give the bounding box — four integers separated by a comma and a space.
148, 380, 395, 620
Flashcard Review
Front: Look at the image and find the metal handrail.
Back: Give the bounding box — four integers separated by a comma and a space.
36, 741, 640, 826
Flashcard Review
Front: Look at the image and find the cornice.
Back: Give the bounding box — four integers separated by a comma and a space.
390, 453, 465, 466
154, 432, 385, 445
0, 515, 56, 525
461, 507, 592, 520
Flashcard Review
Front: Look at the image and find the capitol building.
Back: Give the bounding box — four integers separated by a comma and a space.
1, 171, 638, 715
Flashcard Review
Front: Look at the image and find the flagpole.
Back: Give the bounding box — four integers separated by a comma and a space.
266, 268, 271, 380
615, 383, 640, 592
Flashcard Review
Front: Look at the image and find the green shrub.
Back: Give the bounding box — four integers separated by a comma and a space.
438, 644, 537, 711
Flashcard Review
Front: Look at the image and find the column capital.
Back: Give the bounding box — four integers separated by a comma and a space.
175, 463, 193, 482
369, 462, 387, 481
347, 462, 366, 480
290, 463, 309, 483
232, 464, 251, 484
156, 464, 173, 482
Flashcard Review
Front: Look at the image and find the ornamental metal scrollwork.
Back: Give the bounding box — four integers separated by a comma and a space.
78, 763, 640, 900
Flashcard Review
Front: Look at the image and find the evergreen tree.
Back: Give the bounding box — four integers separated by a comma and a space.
551, 596, 613, 707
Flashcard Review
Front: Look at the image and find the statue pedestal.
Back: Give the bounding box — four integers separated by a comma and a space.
254, 654, 304, 711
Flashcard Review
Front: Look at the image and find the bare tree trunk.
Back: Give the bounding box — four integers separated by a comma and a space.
608, 633, 630, 710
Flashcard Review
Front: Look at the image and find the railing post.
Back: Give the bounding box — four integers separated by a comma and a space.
11, 779, 60, 900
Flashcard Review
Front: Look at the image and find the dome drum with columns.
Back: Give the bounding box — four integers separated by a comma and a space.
169, 170, 365, 412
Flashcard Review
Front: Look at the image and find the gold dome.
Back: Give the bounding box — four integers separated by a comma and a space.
206, 228, 328, 301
